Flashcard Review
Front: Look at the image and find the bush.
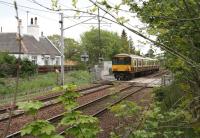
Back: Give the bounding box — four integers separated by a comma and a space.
0, 53, 37, 78
154, 81, 191, 110
20, 58, 37, 77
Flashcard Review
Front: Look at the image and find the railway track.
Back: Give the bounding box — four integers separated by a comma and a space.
0, 82, 114, 122
58, 84, 150, 136
4, 72, 165, 138
4, 83, 136, 138
0, 83, 110, 114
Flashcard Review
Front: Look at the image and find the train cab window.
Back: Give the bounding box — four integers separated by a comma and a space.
112, 57, 131, 65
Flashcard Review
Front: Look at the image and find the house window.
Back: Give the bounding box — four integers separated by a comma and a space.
56, 57, 60, 65
45, 57, 49, 65
31, 56, 37, 64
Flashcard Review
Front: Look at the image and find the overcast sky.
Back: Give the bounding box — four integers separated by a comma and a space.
0, 0, 160, 54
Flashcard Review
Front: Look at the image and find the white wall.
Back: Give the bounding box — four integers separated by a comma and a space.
101, 61, 112, 76
10, 54, 61, 66
27, 25, 40, 41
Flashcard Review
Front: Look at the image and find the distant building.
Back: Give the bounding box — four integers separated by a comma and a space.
0, 17, 61, 66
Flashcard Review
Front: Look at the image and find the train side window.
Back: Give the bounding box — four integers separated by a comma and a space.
134, 59, 137, 67
136, 59, 138, 67
138, 60, 141, 67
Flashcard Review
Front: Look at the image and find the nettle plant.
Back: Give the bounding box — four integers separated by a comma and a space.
109, 100, 141, 138
110, 101, 195, 138
17, 84, 101, 138
17, 101, 63, 138
59, 84, 101, 138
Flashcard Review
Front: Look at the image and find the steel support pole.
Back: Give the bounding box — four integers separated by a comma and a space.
98, 8, 101, 59
60, 13, 65, 86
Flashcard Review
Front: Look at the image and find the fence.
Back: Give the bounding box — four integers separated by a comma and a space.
37, 65, 78, 73
0, 86, 54, 105
161, 74, 173, 86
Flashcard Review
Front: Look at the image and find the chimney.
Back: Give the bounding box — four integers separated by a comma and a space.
1, 26, 2, 33
27, 17, 40, 41
35, 17, 37, 25
31, 18, 33, 25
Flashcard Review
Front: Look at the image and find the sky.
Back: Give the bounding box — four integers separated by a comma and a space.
0, 0, 160, 54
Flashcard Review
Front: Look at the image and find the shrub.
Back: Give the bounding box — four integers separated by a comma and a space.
0, 53, 37, 78
20, 58, 37, 77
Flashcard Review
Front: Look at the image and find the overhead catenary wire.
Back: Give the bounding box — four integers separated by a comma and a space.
63, 17, 96, 30
0, 1, 58, 22
0, 0, 57, 13
20, 0, 197, 67
1, 0, 197, 67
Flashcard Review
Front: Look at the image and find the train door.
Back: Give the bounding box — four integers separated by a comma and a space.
135, 59, 138, 72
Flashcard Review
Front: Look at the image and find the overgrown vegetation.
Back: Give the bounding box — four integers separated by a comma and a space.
0, 53, 37, 78
18, 84, 101, 138
0, 70, 92, 95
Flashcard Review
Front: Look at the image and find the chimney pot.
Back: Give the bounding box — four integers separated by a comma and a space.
41, 32, 43, 37
1, 26, 2, 32
31, 18, 33, 25
35, 17, 37, 25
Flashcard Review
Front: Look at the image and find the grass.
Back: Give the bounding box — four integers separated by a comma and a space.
0, 70, 92, 96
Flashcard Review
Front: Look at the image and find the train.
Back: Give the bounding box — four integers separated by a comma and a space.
112, 54, 159, 80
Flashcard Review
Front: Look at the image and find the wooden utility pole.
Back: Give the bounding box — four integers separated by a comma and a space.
3, 1, 22, 137
60, 13, 65, 86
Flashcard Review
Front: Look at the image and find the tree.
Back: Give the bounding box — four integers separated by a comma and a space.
64, 38, 83, 61
80, 28, 126, 65
129, 37, 136, 54
120, 29, 129, 53
48, 35, 83, 61
0, 53, 36, 77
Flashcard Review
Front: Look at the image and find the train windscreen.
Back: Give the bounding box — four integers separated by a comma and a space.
112, 57, 131, 65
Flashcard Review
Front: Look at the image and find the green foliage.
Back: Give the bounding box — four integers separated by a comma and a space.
0, 71, 92, 95
20, 83, 100, 138
80, 28, 131, 65
20, 58, 37, 78
110, 132, 120, 138
132, 102, 198, 138
48, 35, 83, 62
0, 53, 37, 78
59, 84, 101, 138
126, 0, 200, 93
17, 101, 43, 116
154, 81, 191, 110
59, 84, 80, 111
21, 120, 63, 138
110, 100, 141, 118
18, 101, 61, 137
64, 38, 83, 61
109, 101, 141, 137
0, 53, 16, 77
60, 111, 100, 138
72, 0, 78, 8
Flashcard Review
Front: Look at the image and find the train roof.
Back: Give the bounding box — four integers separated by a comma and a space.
114, 53, 158, 61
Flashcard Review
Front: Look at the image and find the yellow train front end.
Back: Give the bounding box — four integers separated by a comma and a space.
112, 55, 133, 80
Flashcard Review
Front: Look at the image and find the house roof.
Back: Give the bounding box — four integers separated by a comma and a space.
0, 33, 61, 56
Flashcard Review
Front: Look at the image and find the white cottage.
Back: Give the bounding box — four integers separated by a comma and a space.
0, 17, 61, 66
